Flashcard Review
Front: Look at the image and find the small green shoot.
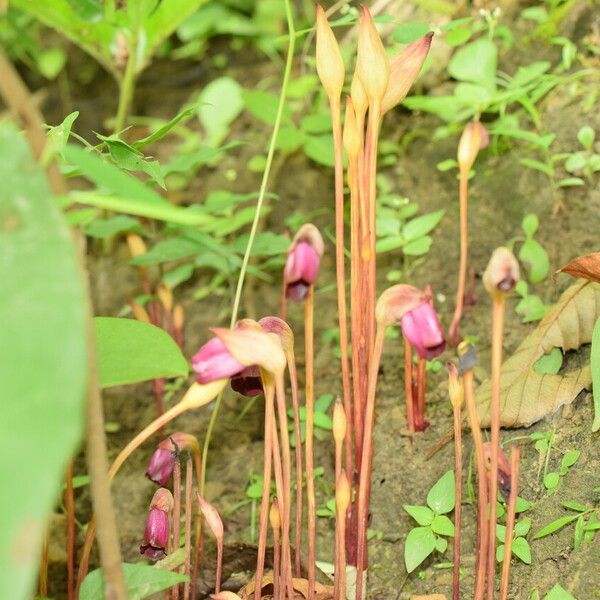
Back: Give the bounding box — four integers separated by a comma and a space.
496, 519, 532, 564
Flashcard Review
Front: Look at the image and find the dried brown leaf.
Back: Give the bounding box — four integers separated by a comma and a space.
476, 281, 600, 427
239, 572, 334, 600
557, 252, 600, 283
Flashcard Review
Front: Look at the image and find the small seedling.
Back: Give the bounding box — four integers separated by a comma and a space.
403, 470, 455, 573
496, 519, 532, 565
543, 450, 580, 494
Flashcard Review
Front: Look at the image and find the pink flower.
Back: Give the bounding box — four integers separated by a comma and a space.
145, 447, 177, 486
400, 301, 445, 360
140, 489, 173, 560
283, 224, 324, 302
191, 336, 245, 384
230, 365, 263, 397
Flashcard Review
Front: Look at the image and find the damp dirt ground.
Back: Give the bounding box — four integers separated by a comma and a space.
34, 2, 600, 598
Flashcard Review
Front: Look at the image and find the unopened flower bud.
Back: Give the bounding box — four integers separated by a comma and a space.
343, 96, 361, 159
146, 447, 177, 486
284, 224, 324, 302
127, 233, 147, 258
197, 493, 224, 543
446, 362, 464, 409
129, 300, 150, 323
401, 298, 446, 360
351, 69, 368, 118
457, 120, 489, 174
156, 282, 173, 313
335, 471, 351, 515
140, 488, 173, 560
381, 32, 433, 114
315, 5, 345, 99
375, 284, 429, 327
333, 398, 346, 445
269, 498, 281, 532
356, 5, 390, 103
483, 247, 520, 297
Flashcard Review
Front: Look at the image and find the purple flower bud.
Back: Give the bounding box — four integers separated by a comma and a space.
283, 224, 324, 302
230, 365, 263, 397
400, 300, 445, 360
191, 336, 245, 384
145, 447, 177, 486
140, 507, 170, 559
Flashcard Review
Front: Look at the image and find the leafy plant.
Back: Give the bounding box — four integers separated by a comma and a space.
496, 519, 532, 564
288, 393, 334, 447
403, 470, 455, 573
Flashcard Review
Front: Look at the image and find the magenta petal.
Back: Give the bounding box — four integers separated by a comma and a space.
401, 301, 445, 360
284, 241, 321, 302
145, 447, 177, 486
191, 336, 245, 384
140, 508, 169, 560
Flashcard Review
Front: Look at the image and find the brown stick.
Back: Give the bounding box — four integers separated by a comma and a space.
171, 461, 181, 600
65, 461, 76, 600
464, 366, 488, 600
354, 325, 385, 600
191, 449, 204, 600
334, 481, 348, 600
487, 296, 506, 600
403, 338, 415, 434
254, 379, 276, 600
499, 447, 521, 600
448, 172, 469, 345
272, 502, 282, 600
183, 457, 193, 600
453, 400, 463, 600
329, 95, 353, 483
39, 529, 49, 598
416, 356, 427, 429
304, 285, 317, 600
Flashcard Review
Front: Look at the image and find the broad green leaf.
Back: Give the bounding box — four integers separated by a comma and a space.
557, 177, 584, 188
404, 526, 436, 573
533, 348, 563, 375
533, 513, 581, 539
392, 22, 430, 44
514, 518, 532, 537
564, 153, 586, 173
84, 215, 143, 239
402, 210, 445, 241
45, 111, 79, 156
300, 113, 331, 134
376, 235, 406, 254
515, 497, 533, 513
130, 237, 203, 265
313, 412, 333, 430
519, 238, 549, 283
94, 317, 188, 387
574, 514, 584, 550
133, 106, 197, 149
577, 126, 595, 150
198, 77, 244, 145
509, 61, 551, 87
592, 317, 600, 431
544, 584, 578, 600
431, 515, 455, 537
520, 158, 553, 177
242, 89, 291, 127
512, 537, 532, 564
79, 562, 188, 600
544, 472, 560, 490
560, 450, 580, 472
303, 135, 336, 168
403, 235, 433, 256
522, 213, 540, 237
448, 38, 497, 92
315, 393, 334, 413
427, 470, 455, 514
403, 505, 435, 526
0, 124, 87, 599
561, 501, 587, 512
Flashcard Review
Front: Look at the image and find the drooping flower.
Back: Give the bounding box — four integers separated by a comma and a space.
400, 298, 446, 360
191, 336, 246, 384
483, 247, 520, 297
230, 365, 263, 397
284, 224, 324, 302
145, 432, 200, 486
140, 488, 173, 560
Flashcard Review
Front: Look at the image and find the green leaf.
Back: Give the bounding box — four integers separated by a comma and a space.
402, 210, 445, 241
315, 393, 334, 413
445, 27, 473, 46
514, 518, 532, 537
512, 537, 532, 564
130, 237, 203, 265
435, 536, 448, 553
0, 124, 87, 599
242, 89, 291, 127
533, 513, 582, 539
431, 515, 455, 537
448, 38, 497, 92
564, 153, 586, 173
544, 472, 560, 491
543, 584, 578, 600
577, 126, 595, 151
84, 215, 143, 239
198, 77, 244, 145
404, 527, 436, 573
94, 317, 188, 387
46, 111, 79, 157
557, 177, 585, 188
561, 501, 587, 512
300, 113, 331, 134
534, 348, 563, 375
404, 505, 435, 526
520, 158, 553, 177
515, 497, 533, 513
79, 562, 188, 600
427, 470, 455, 514
560, 450, 580, 473
313, 412, 333, 430
303, 134, 336, 168
519, 238, 550, 283
392, 22, 430, 44
592, 318, 600, 431
133, 105, 197, 150
403, 235, 433, 256
573, 514, 584, 550
522, 213, 540, 237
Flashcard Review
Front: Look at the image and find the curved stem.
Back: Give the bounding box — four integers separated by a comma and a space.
453, 402, 463, 600
355, 325, 385, 600
200, 0, 296, 502
487, 296, 506, 600
113, 30, 138, 132
183, 457, 193, 600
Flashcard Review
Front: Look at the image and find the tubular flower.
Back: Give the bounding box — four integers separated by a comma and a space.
283, 224, 324, 302
140, 488, 173, 560
400, 299, 445, 360
191, 336, 245, 384
146, 433, 199, 485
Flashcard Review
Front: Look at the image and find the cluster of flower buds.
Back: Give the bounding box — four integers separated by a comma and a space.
140, 488, 173, 560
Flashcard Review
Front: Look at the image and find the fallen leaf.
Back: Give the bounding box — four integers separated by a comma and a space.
239, 572, 334, 600
557, 252, 600, 283
476, 281, 600, 427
